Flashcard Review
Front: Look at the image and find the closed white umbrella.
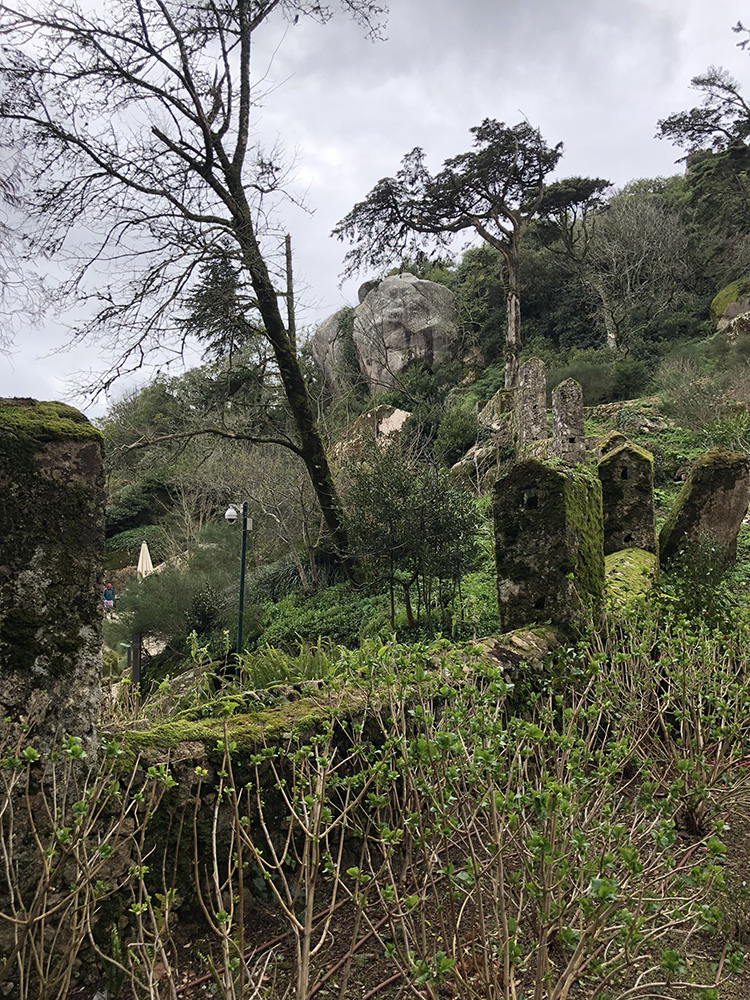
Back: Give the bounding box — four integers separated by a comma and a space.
137, 541, 154, 579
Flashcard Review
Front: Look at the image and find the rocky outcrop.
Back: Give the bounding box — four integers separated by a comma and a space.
332, 404, 411, 460
0, 399, 104, 753
711, 277, 750, 330
314, 274, 460, 392
311, 307, 359, 390
353, 274, 459, 388
659, 448, 750, 569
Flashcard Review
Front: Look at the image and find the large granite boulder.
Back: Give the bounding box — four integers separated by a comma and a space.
711, 277, 750, 330
317, 274, 459, 391
311, 307, 360, 390
0, 399, 104, 752
659, 448, 750, 569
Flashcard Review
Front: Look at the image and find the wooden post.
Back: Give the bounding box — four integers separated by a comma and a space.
285, 233, 296, 353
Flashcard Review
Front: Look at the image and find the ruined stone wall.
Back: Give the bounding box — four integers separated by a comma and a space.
0, 399, 104, 751
659, 447, 750, 568
597, 441, 656, 555
493, 459, 604, 632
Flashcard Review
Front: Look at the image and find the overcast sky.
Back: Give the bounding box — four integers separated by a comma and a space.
1, 0, 748, 417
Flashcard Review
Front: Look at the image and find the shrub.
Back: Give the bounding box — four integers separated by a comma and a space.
434, 403, 479, 467
253, 584, 391, 650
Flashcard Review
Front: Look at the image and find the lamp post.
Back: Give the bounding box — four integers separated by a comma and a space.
225, 501, 252, 658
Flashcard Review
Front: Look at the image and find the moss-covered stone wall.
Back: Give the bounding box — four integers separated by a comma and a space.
0, 398, 104, 750
493, 459, 604, 632
659, 448, 750, 569
597, 441, 656, 556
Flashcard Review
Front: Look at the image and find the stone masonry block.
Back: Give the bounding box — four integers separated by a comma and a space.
516, 358, 547, 447
659, 447, 750, 569
0, 399, 104, 751
493, 459, 604, 632
597, 441, 656, 555
552, 378, 585, 465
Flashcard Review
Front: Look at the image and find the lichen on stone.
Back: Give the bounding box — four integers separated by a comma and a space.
493, 458, 604, 632
605, 548, 658, 609
659, 447, 750, 568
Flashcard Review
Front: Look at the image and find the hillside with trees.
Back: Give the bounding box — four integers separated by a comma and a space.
7, 7, 750, 1000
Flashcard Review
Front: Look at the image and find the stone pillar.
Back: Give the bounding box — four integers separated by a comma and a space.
552, 378, 585, 465
597, 441, 656, 555
0, 399, 104, 751
659, 447, 750, 569
515, 358, 547, 448
493, 459, 604, 632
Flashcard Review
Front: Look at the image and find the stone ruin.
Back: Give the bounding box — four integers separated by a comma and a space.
493, 459, 604, 632
514, 359, 587, 466
597, 440, 656, 555
551, 378, 585, 465
659, 447, 750, 569
515, 357, 547, 448
493, 431, 750, 631
0, 399, 104, 752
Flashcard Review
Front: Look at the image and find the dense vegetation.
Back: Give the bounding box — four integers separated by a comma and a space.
8, 14, 750, 1000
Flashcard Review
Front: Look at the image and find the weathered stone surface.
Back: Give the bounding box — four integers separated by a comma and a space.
332, 404, 411, 460
493, 459, 604, 632
0, 399, 104, 751
552, 378, 585, 465
515, 358, 548, 448
311, 306, 360, 390
605, 548, 659, 609
450, 443, 497, 493
477, 387, 516, 431
597, 430, 629, 457
659, 448, 750, 569
711, 277, 750, 329
352, 273, 460, 389
597, 441, 656, 555
358, 279, 381, 303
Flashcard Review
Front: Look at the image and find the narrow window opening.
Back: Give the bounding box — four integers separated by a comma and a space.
620, 468, 629, 480
534, 597, 546, 611
624, 533, 633, 543
525, 495, 538, 510
568, 436, 576, 444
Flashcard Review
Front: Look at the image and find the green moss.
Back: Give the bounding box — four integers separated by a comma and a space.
659, 448, 750, 567
0, 399, 103, 445
710, 277, 750, 326
121, 693, 363, 759
493, 459, 604, 631
596, 430, 628, 456
605, 548, 658, 609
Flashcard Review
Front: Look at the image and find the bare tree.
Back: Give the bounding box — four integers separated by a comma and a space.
0, 0, 387, 564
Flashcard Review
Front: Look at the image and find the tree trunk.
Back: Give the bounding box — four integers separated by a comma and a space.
592, 278, 618, 350
504, 242, 523, 389
232, 210, 355, 574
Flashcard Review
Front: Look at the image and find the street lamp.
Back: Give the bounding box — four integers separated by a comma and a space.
225, 501, 252, 657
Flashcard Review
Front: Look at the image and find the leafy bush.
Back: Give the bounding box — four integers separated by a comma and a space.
253, 584, 391, 650
547, 354, 652, 404
434, 403, 479, 467
238, 639, 341, 689
105, 524, 169, 564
